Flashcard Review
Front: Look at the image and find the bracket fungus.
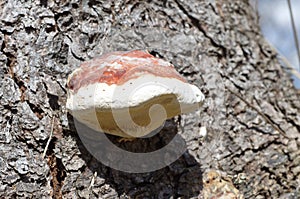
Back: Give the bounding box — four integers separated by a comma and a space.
66, 50, 205, 138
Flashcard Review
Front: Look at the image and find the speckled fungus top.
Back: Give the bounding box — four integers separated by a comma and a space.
66, 50, 205, 138
68, 50, 186, 93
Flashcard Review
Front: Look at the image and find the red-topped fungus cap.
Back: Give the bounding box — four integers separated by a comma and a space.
67, 50, 205, 138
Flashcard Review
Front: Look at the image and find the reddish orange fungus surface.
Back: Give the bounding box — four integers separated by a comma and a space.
68, 50, 186, 93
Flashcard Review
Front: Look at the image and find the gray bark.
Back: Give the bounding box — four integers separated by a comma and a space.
0, 0, 299, 198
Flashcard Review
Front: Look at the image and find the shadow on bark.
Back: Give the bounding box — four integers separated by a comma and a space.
69, 115, 204, 198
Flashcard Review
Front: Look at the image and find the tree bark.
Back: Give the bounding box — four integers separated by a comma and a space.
0, 0, 299, 198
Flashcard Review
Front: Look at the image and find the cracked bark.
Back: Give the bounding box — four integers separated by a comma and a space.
0, 0, 299, 198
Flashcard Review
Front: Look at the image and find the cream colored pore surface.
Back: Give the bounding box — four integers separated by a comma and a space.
67, 75, 205, 137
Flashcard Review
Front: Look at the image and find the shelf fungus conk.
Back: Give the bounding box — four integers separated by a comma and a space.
66, 50, 205, 138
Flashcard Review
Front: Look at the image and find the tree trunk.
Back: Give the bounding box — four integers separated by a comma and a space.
0, 0, 299, 198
